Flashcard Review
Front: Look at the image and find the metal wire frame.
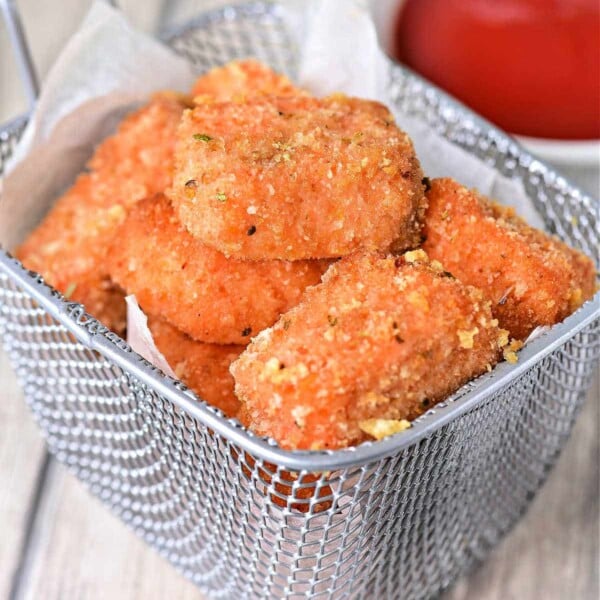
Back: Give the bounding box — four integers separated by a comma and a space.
0, 0, 38, 109
1, 0, 598, 471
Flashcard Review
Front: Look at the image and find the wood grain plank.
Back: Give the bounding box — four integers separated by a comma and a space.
0, 350, 47, 599
447, 370, 600, 600
13, 461, 202, 600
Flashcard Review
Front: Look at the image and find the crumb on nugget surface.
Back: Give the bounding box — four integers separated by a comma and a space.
148, 317, 243, 418
16, 93, 187, 333
232, 251, 506, 450
191, 58, 305, 102
108, 194, 330, 345
169, 94, 426, 260
422, 178, 597, 341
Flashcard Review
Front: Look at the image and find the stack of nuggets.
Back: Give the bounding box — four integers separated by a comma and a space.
17, 60, 316, 417
108, 194, 329, 345
16, 59, 597, 450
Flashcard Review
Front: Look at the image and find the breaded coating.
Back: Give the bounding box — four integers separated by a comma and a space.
108, 194, 330, 345
87, 91, 191, 175
422, 178, 597, 340
232, 251, 506, 450
148, 317, 242, 418
169, 94, 426, 260
191, 58, 304, 102
16, 93, 187, 333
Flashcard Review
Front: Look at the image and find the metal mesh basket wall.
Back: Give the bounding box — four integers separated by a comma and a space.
0, 3, 598, 599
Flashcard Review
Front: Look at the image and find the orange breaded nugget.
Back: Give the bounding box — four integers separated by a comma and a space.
422, 178, 597, 340
87, 91, 191, 175
169, 94, 426, 260
16, 175, 128, 332
191, 58, 305, 102
148, 317, 242, 418
108, 194, 330, 345
16, 93, 187, 333
232, 251, 506, 450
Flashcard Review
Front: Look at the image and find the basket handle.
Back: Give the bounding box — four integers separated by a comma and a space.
0, 0, 118, 113
0, 0, 39, 111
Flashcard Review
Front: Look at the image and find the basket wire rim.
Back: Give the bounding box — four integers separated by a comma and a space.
1, 249, 598, 471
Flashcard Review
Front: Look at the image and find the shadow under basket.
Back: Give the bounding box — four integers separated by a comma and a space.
0, 3, 599, 599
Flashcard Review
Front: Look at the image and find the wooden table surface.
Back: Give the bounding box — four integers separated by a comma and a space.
1, 1, 598, 598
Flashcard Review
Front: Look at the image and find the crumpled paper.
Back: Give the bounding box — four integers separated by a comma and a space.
0, 0, 549, 367
125, 295, 176, 377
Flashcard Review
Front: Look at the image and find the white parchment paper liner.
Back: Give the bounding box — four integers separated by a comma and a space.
125, 295, 176, 377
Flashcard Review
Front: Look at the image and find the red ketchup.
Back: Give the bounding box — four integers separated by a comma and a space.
393, 0, 600, 139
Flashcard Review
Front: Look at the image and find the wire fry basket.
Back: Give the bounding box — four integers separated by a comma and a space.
0, 2, 598, 599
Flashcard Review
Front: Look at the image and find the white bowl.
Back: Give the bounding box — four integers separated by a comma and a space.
516, 136, 600, 169
369, 0, 600, 172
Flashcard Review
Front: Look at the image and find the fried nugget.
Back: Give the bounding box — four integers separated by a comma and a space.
108, 194, 330, 345
232, 251, 506, 450
422, 178, 597, 340
169, 94, 425, 260
148, 317, 242, 418
191, 58, 305, 102
16, 93, 187, 333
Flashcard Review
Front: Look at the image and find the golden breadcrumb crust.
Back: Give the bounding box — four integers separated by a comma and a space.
148, 317, 242, 418
232, 251, 506, 450
108, 194, 330, 345
422, 178, 597, 340
16, 93, 187, 333
169, 94, 425, 259
191, 58, 305, 102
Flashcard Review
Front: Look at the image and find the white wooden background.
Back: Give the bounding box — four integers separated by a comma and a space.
1, 1, 598, 598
